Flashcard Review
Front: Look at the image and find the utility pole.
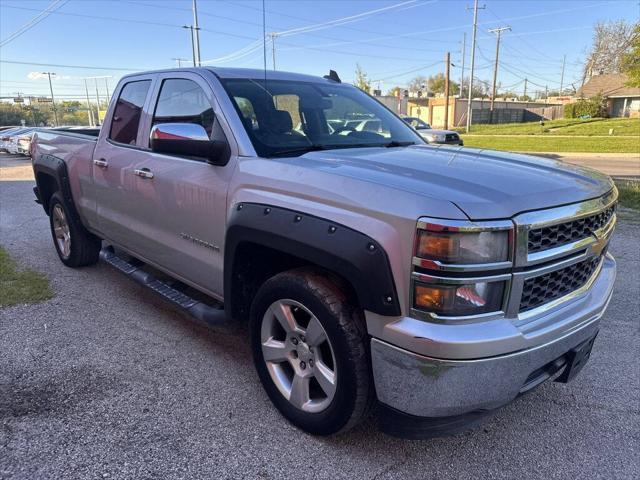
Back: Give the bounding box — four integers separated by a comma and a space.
460, 32, 466, 97
559, 54, 566, 94
545, 85, 549, 103
94, 79, 101, 125
444, 52, 450, 129
183, 25, 199, 67
192, 0, 201, 66
268, 32, 278, 70
84, 78, 94, 127
523, 77, 528, 100
42, 72, 58, 127
488, 26, 510, 124
104, 77, 110, 104
172, 57, 188, 67
465, 0, 485, 133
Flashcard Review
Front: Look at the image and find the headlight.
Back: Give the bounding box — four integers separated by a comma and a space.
416, 229, 509, 264
425, 133, 445, 142
412, 218, 513, 319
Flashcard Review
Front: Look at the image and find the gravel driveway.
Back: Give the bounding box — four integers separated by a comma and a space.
1, 155, 638, 479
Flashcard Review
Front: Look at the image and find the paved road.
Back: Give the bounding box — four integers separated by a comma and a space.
528, 152, 640, 179
1, 155, 639, 479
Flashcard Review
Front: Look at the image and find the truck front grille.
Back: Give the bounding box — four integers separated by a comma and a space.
519, 256, 601, 312
528, 205, 615, 253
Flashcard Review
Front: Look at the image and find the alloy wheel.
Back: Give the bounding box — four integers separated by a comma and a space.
260, 299, 337, 413
52, 204, 71, 258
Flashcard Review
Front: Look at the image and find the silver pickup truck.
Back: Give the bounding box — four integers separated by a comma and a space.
31, 67, 617, 439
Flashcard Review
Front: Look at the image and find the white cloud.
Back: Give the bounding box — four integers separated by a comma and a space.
27, 72, 48, 80
27, 72, 74, 80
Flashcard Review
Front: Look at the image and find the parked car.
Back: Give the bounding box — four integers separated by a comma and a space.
402, 116, 463, 145
31, 67, 617, 439
15, 129, 39, 156
5, 128, 37, 155
0, 127, 27, 152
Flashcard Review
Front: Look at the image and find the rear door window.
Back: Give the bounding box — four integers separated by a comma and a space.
109, 80, 151, 145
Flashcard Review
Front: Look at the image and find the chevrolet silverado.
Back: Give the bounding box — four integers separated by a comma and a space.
31, 67, 617, 438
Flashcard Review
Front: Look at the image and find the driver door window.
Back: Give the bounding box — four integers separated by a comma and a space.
152, 79, 215, 136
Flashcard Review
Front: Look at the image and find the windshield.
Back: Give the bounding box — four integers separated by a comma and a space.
220, 78, 423, 157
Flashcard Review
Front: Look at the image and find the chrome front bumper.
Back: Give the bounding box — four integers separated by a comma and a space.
370, 253, 616, 418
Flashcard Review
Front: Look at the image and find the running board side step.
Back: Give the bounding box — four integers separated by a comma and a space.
99, 247, 229, 326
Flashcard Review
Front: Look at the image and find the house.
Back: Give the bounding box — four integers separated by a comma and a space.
578, 73, 640, 118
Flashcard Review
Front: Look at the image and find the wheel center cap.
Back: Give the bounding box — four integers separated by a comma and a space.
297, 342, 311, 359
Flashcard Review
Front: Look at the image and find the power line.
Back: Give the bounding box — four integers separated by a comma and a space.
371, 61, 442, 82
0, 0, 68, 47
275, 0, 424, 38
0, 4, 183, 29
0, 59, 139, 71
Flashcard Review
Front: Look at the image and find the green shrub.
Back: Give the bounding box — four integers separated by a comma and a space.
564, 103, 576, 118
564, 93, 606, 119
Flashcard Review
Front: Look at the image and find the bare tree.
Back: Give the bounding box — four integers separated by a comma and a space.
583, 20, 637, 83
408, 75, 428, 93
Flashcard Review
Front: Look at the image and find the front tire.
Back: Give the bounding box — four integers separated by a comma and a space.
48, 192, 101, 267
250, 268, 373, 436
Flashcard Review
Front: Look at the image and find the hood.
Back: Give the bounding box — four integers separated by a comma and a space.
292, 145, 614, 220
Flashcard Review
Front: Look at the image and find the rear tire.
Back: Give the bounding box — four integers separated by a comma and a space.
48, 192, 101, 267
250, 267, 373, 436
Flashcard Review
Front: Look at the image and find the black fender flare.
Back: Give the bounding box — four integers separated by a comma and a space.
32, 154, 75, 216
224, 203, 401, 316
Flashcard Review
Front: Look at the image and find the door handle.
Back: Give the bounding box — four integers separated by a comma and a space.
133, 168, 154, 179
93, 158, 108, 168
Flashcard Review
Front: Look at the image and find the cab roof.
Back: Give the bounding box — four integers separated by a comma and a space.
124, 67, 341, 85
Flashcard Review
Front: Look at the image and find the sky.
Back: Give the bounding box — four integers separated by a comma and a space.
0, 0, 638, 103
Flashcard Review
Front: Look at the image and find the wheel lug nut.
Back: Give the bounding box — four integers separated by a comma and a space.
291, 338, 299, 345
300, 361, 306, 370
308, 359, 314, 368
300, 335, 306, 343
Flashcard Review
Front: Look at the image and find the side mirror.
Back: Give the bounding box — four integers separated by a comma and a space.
149, 123, 230, 165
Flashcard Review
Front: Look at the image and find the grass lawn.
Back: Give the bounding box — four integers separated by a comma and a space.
616, 180, 640, 211
0, 246, 53, 307
460, 135, 640, 153
454, 118, 640, 136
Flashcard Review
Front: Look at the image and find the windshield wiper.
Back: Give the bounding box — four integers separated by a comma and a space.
270, 141, 415, 157
269, 144, 329, 157
383, 140, 415, 148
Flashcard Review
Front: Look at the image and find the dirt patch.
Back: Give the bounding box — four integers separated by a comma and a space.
0, 154, 34, 181
0, 366, 120, 419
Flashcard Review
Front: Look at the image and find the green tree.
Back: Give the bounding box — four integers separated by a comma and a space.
621, 24, 640, 87
427, 73, 460, 96
354, 64, 371, 92
0, 103, 25, 126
